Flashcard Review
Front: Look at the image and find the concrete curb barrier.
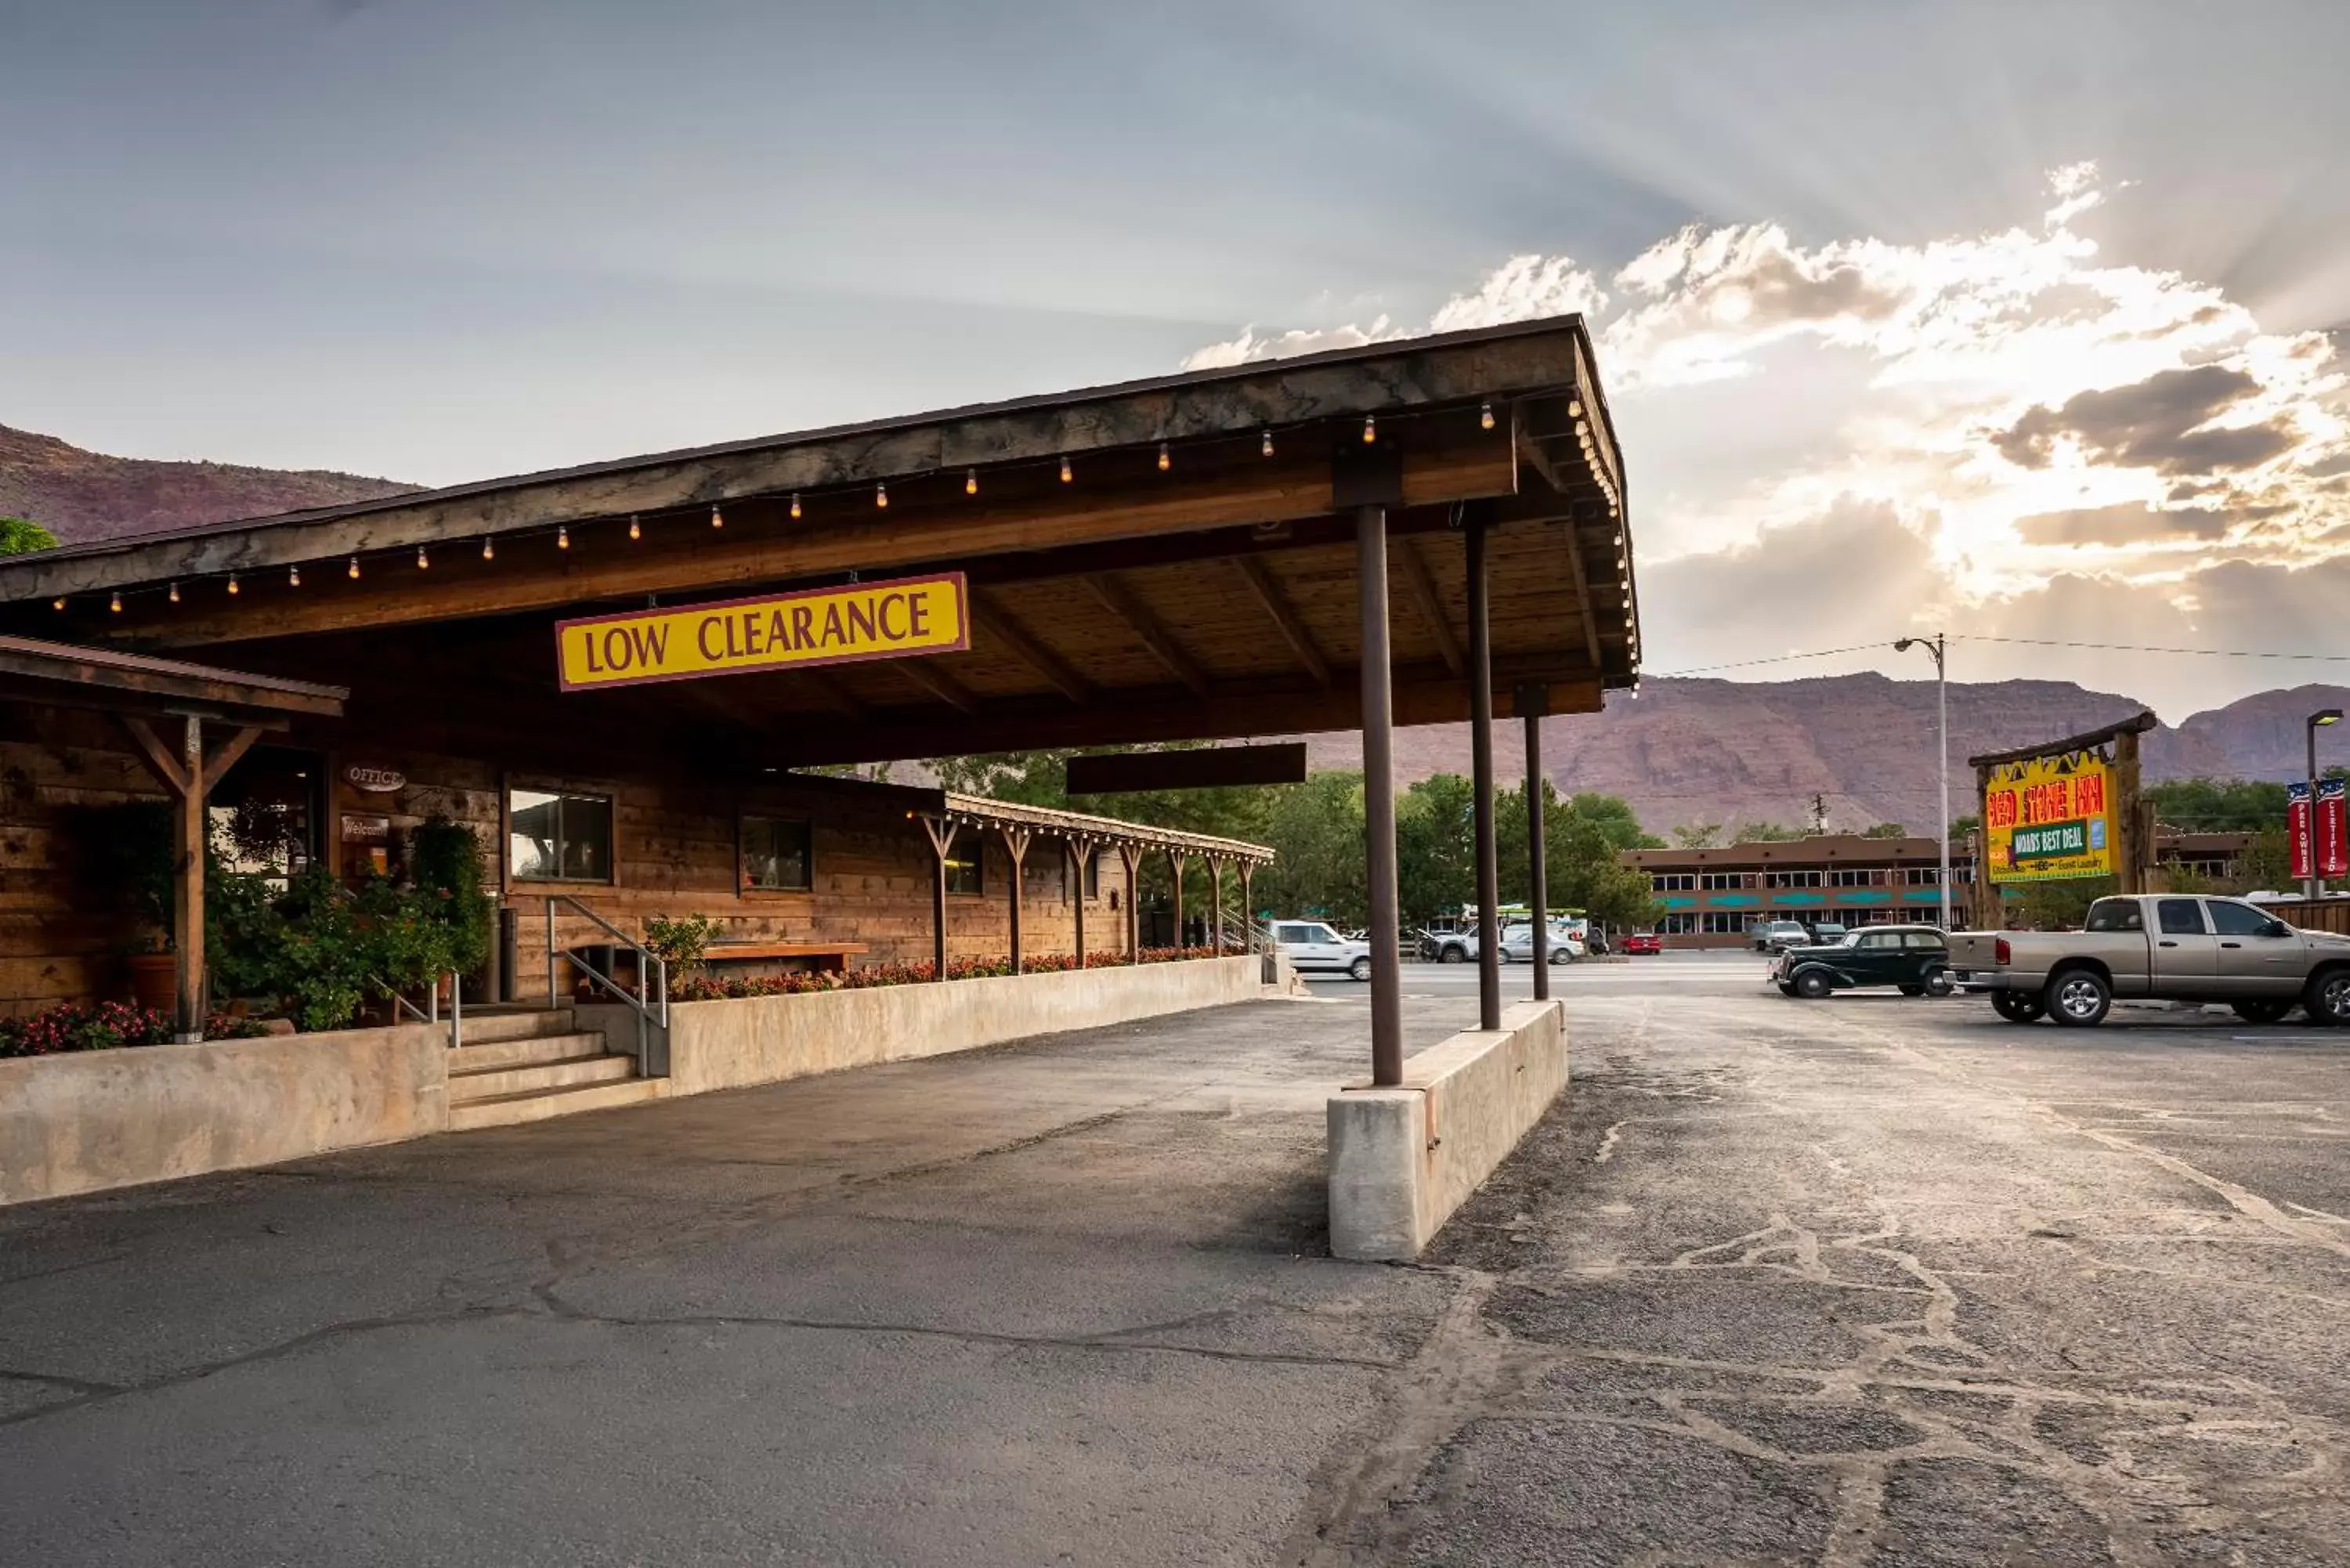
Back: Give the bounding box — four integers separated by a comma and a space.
1326, 998, 1567, 1261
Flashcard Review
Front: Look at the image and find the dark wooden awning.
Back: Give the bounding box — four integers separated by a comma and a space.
0, 318, 1634, 773
0, 634, 346, 725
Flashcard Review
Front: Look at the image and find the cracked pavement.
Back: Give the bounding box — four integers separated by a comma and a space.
5, 956, 2350, 1564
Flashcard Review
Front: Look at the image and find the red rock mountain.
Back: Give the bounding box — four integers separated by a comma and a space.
0, 423, 410, 545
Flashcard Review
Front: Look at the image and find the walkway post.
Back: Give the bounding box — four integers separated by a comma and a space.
1358, 503, 1404, 1087
1208, 858, 1226, 952
919, 815, 956, 981
1068, 836, 1090, 967
1520, 682, 1550, 1003
1467, 517, 1501, 1032
1119, 843, 1142, 964
172, 715, 206, 1042
1002, 826, 1030, 976
1239, 862, 1256, 952
1169, 850, 1187, 950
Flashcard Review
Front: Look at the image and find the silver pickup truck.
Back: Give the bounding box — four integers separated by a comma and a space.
1947, 894, 2350, 1028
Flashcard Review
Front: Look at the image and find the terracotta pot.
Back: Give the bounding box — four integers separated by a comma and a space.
126, 952, 177, 1013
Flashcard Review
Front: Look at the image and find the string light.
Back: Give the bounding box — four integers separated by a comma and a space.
1480, 401, 1495, 431
168, 581, 180, 604
348, 555, 361, 580
558, 526, 570, 550
416, 544, 429, 569
1060, 455, 1073, 484
874, 482, 888, 509
482, 537, 495, 560
965, 468, 978, 496
226, 575, 240, 596
110, 591, 121, 613
1568, 399, 1584, 419
620, 515, 636, 541
709, 504, 723, 530
289, 565, 301, 587
1261, 428, 1274, 457
1157, 442, 1170, 471
790, 493, 802, 519
1362, 415, 1376, 443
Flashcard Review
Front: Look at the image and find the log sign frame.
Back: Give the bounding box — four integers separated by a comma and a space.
555, 573, 969, 691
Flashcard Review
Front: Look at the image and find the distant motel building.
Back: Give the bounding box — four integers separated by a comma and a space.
1620, 832, 2255, 948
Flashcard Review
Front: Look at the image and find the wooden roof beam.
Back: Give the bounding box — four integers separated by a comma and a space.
1232, 557, 1330, 686
1398, 539, 1466, 678
970, 592, 1092, 703
1083, 573, 1211, 696
892, 659, 983, 715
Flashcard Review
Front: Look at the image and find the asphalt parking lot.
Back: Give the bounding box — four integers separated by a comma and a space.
6, 952, 2350, 1565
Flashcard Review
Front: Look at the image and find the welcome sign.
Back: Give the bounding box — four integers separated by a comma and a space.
556, 573, 968, 692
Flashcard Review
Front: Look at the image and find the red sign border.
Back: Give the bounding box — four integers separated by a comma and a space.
554, 571, 971, 694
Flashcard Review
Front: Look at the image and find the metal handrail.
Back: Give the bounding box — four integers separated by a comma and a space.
544, 896, 669, 1075
377, 969, 464, 1051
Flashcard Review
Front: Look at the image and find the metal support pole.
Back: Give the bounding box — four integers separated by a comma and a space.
2310, 721, 2323, 904
1467, 518, 1501, 1032
1935, 634, 1951, 930
1359, 504, 1404, 1086
1522, 685, 1550, 1003
544, 896, 558, 1008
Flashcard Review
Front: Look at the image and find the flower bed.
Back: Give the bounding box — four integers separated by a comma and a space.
670, 946, 1224, 1003
0, 1002, 267, 1059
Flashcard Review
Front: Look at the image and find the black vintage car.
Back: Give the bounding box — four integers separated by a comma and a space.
1773, 925, 1954, 999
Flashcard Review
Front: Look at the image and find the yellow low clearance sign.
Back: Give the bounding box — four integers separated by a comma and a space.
555, 573, 968, 692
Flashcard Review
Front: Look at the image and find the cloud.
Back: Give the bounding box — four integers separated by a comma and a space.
1182, 161, 2350, 710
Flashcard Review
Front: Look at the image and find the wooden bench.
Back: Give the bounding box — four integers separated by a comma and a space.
700, 941, 869, 974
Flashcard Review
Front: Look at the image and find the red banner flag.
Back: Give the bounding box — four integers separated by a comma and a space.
2319, 779, 2349, 880
2287, 782, 2315, 882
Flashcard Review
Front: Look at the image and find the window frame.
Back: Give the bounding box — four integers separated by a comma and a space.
738, 812, 814, 894
506, 784, 617, 886
942, 841, 984, 897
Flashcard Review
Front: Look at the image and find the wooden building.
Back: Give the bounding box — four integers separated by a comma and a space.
0, 317, 1640, 1078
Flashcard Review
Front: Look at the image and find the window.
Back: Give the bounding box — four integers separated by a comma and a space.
740, 815, 812, 891
1276, 923, 1314, 944
944, 843, 983, 896
2206, 901, 2283, 938
1904, 866, 1942, 887
2084, 899, 2144, 933
1856, 931, 1900, 949
1828, 869, 1881, 888
1699, 871, 1752, 891
2156, 899, 2205, 935
1902, 930, 1947, 950
1764, 869, 1823, 889
1083, 848, 1103, 899
508, 789, 613, 882
1650, 873, 1696, 892
1700, 912, 1748, 934
1657, 912, 1697, 934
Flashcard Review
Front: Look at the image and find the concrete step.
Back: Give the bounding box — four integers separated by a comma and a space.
446, 1077, 669, 1132
446, 1030, 611, 1074
448, 1052, 637, 1103
454, 1008, 577, 1046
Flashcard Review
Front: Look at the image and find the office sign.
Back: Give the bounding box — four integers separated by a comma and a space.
2288, 781, 2316, 882
556, 573, 968, 692
1983, 750, 2113, 883
2319, 779, 2348, 880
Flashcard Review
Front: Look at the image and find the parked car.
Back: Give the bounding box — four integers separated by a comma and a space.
1495, 922, 1581, 964
1271, 919, 1374, 981
1808, 921, 1850, 945
1947, 894, 2350, 1028
1774, 925, 1954, 999
1752, 919, 1811, 954
1622, 932, 1662, 956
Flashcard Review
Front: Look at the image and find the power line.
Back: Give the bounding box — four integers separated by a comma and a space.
1649, 633, 2350, 678
1646, 641, 1916, 677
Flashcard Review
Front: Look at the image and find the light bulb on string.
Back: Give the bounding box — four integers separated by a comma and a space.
348, 555, 361, 580
1059, 455, 1072, 484
626, 515, 641, 541
790, 493, 802, 519
1260, 428, 1274, 457
482, 537, 495, 560
1567, 399, 1584, 419
1480, 401, 1495, 431
110, 591, 121, 613
558, 526, 570, 550
1362, 416, 1376, 444
50, 596, 64, 611
965, 468, 978, 496
416, 545, 430, 569
710, 505, 723, 530
227, 575, 240, 596
168, 582, 181, 604
1157, 442, 1170, 472
289, 565, 301, 587
874, 482, 888, 509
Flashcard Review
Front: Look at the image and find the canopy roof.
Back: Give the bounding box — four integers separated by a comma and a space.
0, 319, 1635, 774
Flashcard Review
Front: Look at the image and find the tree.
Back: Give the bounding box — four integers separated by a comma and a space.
0, 516, 58, 555
1566, 793, 1664, 850
1395, 773, 1477, 926
1495, 782, 1662, 931
2145, 777, 2290, 833
1861, 822, 1907, 839
1731, 820, 1808, 844
1253, 771, 1366, 924
1672, 822, 1723, 850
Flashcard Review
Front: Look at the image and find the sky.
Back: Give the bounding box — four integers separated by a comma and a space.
5, 0, 2349, 718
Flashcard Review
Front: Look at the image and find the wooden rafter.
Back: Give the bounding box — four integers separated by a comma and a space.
1083, 573, 1210, 695
893, 659, 982, 714
1231, 557, 1330, 685
1398, 539, 1466, 677
971, 591, 1092, 703
1564, 528, 1603, 669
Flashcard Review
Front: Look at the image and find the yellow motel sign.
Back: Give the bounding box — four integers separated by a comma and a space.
557, 573, 967, 691
1983, 749, 2114, 883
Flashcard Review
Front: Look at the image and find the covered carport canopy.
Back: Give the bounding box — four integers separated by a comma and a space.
0, 315, 1639, 1081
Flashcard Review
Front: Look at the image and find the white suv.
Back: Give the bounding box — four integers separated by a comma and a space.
1272, 920, 1374, 981
1752, 920, 1810, 953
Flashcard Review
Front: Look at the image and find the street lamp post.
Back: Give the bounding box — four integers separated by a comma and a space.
2309, 708, 2343, 901
1896, 634, 1951, 930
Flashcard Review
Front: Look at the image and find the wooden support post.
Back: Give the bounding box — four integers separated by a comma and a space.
1168, 850, 1188, 951
1208, 858, 1226, 952
1068, 836, 1091, 966
2113, 729, 2146, 896
1239, 863, 1256, 953
1119, 843, 1142, 963
1467, 518, 1501, 1033
1972, 764, 1996, 927
1359, 504, 1404, 1086
118, 712, 265, 1042
1002, 825, 1031, 975
920, 815, 957, 981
